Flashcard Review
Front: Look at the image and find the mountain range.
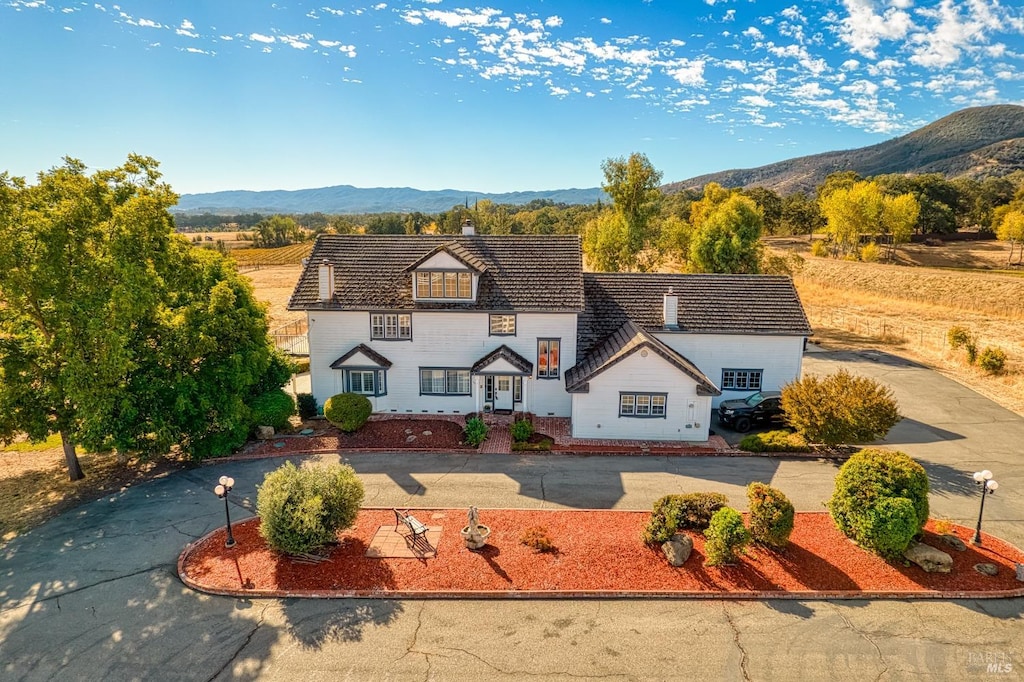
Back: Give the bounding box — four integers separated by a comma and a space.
174, 105, 1024, 214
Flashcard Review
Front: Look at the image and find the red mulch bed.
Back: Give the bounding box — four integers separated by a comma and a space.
242, 419, 474, 458
179, 511, 1024, 598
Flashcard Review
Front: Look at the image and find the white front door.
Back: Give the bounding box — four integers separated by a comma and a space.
494, 375, 514, 411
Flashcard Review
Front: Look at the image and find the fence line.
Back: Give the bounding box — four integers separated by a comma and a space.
271, 317, 308, 356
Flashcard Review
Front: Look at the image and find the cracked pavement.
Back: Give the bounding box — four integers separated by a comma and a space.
1, 349, 1023, 680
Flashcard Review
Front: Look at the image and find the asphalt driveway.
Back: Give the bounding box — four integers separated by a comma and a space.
1, 348, 1022, 681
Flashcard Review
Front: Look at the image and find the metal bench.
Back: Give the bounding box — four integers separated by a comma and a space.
393, 508, 431, 548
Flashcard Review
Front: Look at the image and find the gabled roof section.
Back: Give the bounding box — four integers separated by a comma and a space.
565, 320, 720, 395
578, 273, 812, 358
329, 344, 393, 369
289, 234, 584, 312
401, 241, 489, 274
471, 345, 534, 375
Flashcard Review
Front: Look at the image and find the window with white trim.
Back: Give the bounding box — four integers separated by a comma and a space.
489, 314, 516, 335
619, 393, 667, 418
419, 368, 471, 395
345, 369, 387, 396
537, 338, 560, 379
721, 369, 763, 391
415, 271, 472, 299
370, 313, 411, 340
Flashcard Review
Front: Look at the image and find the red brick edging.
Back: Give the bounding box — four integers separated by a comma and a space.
177, 507, 1024, 601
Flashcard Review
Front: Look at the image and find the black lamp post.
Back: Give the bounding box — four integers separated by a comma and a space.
972, 469, 999, 545
214, 475, 237, 548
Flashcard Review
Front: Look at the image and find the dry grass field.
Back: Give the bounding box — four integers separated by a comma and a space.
772, 239, 1024, 417
177, 230, 253, 250
244, 264, 305, 330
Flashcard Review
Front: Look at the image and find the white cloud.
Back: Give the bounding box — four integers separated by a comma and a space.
549, 85, 569, 96
908, 0, 1006, 69
600, 17, 611, 24
841, 59, 860, 70
835, 0, 914, 59
250, 33, 275, 43
373, 3, 387, 9
422, 8, 503, 28
177, 28, 198, 38
666, 59, 706, 86
137, 18, 160, 28
63, 25, 73, 31
180, 19, 194, 30
742, 26, 764, 40
740, 94, 774, 108
545, 15, 562, 28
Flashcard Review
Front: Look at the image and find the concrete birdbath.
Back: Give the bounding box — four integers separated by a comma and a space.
460, 506, 491, 550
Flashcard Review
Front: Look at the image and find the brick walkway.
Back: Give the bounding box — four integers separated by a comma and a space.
480, 424, 512, 453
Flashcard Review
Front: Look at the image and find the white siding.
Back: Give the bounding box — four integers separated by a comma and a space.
652, 333, 804, 408
307, 310, 576, 416
570, 352, 712, 442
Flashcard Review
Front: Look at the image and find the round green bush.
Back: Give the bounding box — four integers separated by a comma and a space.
853, 497, 919, 559
978, 347, 1007, 375
642, 492, 728, 544
738, 430, 809, 453
746, 482, 795, 548
828, 448, 930, 558
703, 507, 751, 566
249, 389, 296, 431
323, 392, 372, 432
510, 419, 534, 443
463, 417, 488, 447
257, 461, 365, 555
296, 393, 319, 420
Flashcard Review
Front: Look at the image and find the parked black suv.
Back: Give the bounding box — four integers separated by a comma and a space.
717, 391, 784, 433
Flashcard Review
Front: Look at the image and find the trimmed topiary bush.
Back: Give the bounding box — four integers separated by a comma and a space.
746, 482, 795, 548
738, 430, 809, 453
642, 492, 729, 544
510, 419, 534, 443
249, 389, 296, 432
296, 392, 319, 420
781, 369, 901, 445
704, 507, 751, 566
256, 461, 365, 555
324, 392, 372, 432
828, 448, 930, 558
463, 417, 488, 447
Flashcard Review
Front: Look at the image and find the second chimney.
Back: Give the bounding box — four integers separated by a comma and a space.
663, 288, 679, 329
462, 219, 476, 236
317, 259, 335, 302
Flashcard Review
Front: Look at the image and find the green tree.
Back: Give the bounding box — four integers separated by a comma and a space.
819, 181, 918, 258
780, 192, 823, 238
688, 182, 733, 232
587, 153, 663, 271
252, 215, 304, 247
0, 156, 176, 479
688, 194, 763, 273
743, 187, 783, 235
582, 210, 631, 271
881, 193, 920, 260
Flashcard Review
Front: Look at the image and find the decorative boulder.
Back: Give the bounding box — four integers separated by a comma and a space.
256, 425, 275, 440
903, 542, 953, 574
974, 563, 999, 577
939, 534, 967, 552
662, 534, 693, 567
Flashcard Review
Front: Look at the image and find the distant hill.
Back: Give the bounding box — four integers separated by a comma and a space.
664, 104, 1024, 196
173, 185, 603, 215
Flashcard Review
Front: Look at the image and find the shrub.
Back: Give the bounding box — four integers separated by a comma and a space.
520, 526, 556, 553
859, 242, 881, 263
738, 430, 809, 453
810, 240, 829, 258
292, 357, 311, 374
932, 518, 954, 536
463, 417, 488, 447
324, 393, 372, 432
510, 419, 534, 443
296, 393, 319, 420
781, 369, 901, 445
704, 507, 751, 566
746, 482, 795, 548
257, 461, 365, 555
828, 448, 929, 558
249, 389, 296, 431
978, 346, 1007, 375
947, 326, 972, 350
642, 492, 728, 544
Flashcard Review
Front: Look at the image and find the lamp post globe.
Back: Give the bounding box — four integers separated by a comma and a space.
214, 476, 237, 548
971, 470, 998, 546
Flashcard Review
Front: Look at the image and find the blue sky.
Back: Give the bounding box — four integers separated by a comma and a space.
2, 1, 1023, 195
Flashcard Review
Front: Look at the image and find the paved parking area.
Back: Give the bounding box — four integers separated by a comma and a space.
1, 348, 1022, 681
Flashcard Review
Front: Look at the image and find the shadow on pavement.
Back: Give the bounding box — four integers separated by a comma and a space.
281, 598, 404, 649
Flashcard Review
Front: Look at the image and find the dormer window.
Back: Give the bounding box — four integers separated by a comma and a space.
415, 271, 472, 299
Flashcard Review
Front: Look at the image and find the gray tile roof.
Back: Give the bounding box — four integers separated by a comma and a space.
402, 242, 489, 274
565, 320, 719, 395
578, 273, 812, 358
289, 235, 584, 312
471, 344, 534, 375
329, 344, 393, 369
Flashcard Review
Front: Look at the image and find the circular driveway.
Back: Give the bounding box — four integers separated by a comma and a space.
1, 349, 1022, 680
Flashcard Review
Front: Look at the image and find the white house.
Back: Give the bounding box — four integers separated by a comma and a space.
288, 225, 811, 442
